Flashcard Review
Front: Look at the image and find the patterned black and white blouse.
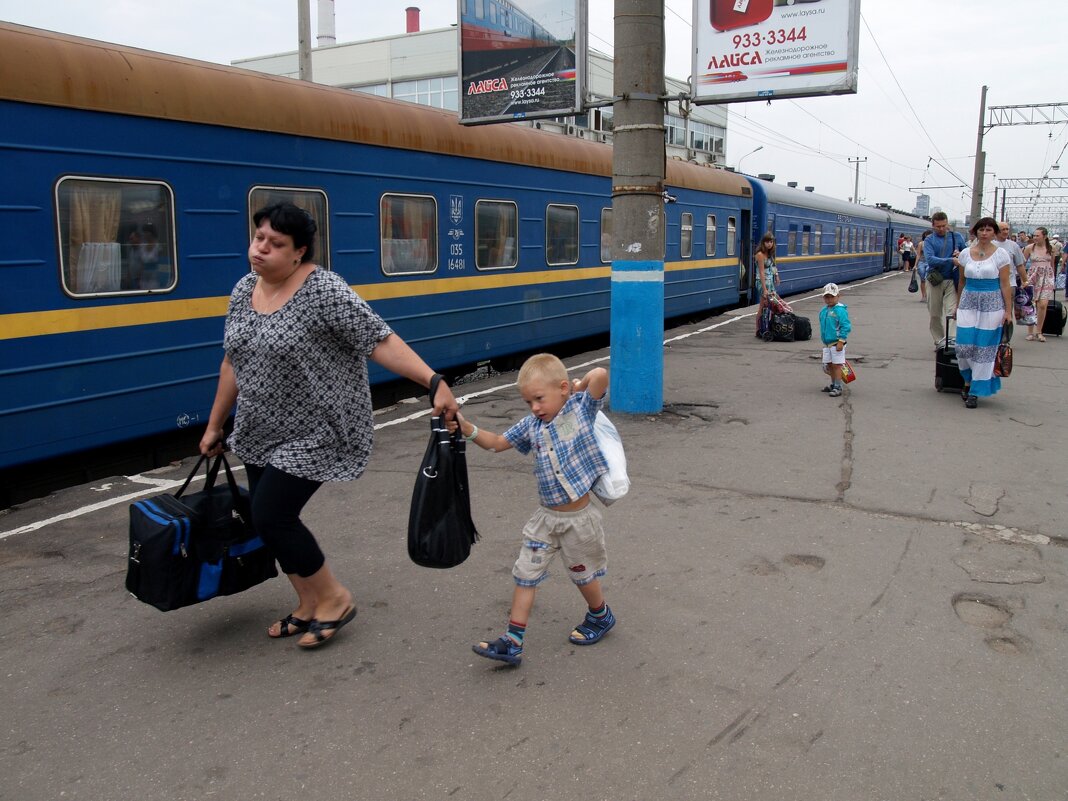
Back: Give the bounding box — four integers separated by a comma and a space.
223, 269, 393, 482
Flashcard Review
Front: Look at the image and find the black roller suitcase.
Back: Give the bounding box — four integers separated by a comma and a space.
935, 315, 964, 393
1042, 285, 1066, 337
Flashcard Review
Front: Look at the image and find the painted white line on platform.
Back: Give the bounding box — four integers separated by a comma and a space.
0, 467, 245, 541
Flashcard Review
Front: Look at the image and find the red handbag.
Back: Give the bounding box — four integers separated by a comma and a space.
841, 360, 857, 384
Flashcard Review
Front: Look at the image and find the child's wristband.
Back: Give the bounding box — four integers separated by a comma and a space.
465, 425, 479, 442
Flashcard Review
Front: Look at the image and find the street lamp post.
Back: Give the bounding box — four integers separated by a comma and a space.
737, 145, 764, 173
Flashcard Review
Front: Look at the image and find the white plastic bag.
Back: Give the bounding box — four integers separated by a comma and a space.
591, 411, 629, 505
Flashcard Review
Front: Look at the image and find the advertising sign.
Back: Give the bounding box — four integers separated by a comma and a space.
458, 0, 585, 125
692, 0, 860, 104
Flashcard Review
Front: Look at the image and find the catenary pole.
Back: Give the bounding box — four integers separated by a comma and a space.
610, 0, 665, 413
970, 85, 988, 224
297, 0, 313, 81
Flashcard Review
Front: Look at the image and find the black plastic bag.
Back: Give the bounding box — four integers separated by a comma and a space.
907, 271, 919, 293
407, 378, 479, 568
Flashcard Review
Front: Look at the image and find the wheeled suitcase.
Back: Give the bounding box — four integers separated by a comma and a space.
935, 315, 964, 393
1042, 285, 1066, 337
757, 304, 774, 342
793, 315, 812, 341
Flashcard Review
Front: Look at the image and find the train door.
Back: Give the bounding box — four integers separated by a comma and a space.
739, 209, 752, 305
884, 224, 895, 271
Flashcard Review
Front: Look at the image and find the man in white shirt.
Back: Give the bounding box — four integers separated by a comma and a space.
996, 221, 1027, 288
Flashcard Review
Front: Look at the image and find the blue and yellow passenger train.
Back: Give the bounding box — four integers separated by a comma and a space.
0, 23, 925, 472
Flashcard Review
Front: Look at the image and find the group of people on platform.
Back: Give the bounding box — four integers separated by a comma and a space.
757, 212, 1063, 409
189, 200, 1062, 663
920, 213, 1063, 407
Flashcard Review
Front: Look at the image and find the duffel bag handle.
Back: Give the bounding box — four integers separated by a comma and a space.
175, 453, 224, 499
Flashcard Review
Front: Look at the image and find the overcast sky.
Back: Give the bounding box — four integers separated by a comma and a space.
2, 1, 1064, 226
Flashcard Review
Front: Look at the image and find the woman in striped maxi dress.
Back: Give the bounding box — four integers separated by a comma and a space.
953, 217, 1013, 408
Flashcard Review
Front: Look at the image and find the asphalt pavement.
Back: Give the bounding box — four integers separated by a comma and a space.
1, 270, 1066, 801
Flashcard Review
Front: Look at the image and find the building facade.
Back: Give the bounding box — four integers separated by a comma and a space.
234, 21, 728, 166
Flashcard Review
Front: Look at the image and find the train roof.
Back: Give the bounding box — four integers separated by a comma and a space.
746, 176, 889, 222
0, 22, 752, 199
884, 209, 931, 229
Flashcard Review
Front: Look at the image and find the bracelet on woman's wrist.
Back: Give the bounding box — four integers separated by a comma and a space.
465, 425, 479, 441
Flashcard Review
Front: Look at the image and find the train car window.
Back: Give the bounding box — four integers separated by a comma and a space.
787, 226, 797, 256
680, 213, 693, 259
802, 225, 811, 256
380, 193, 438, 275
546, 204, 579, 266
250, 187, 330, 270
852, 227, 858, 252
705, 214, 717, 257
56, 176, 177, 297
600, 208, 612, 263
727, 217, 737, 256
475, 200, 518, 270
835, 225, 841, 253
766, 216, 774, 236
474, 0, 485, 20
815, 224, 823, 253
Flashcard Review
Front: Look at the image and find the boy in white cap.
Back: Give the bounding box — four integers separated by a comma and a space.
819, 283, 852, 397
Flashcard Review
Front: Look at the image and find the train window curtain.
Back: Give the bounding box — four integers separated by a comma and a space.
57, 178, 177, 296
600, 208, 613, 264
248, 187, 329, 271
706, 215, 717, 257
475, 200, 518, 270
680, 213, 693, 259
545, 204, 579, 266
379, 194, 437, 275
66, 183, 121, 293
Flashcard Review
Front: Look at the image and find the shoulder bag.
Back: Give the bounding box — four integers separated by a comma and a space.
927, 232, 956, 287
407, 375, 479, 568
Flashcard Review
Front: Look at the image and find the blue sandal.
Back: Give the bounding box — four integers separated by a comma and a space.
569, 606, 616, 645
472, 636, 523, 665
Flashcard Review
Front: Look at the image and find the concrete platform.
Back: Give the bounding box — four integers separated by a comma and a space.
2, 271, 1066, 801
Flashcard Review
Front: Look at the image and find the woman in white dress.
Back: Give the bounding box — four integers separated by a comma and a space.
952, 217, 1013, 408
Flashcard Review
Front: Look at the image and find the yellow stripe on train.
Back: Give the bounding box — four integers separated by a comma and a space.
0, 258, 739, 340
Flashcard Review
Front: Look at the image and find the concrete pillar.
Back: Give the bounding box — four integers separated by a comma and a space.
610, 0, 665, 413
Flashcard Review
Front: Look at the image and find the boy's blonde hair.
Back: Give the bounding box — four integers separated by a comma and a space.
517, 353, 568, 388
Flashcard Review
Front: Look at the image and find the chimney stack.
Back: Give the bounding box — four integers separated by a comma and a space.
406, 6, 421, 33
317, 0, 336, 47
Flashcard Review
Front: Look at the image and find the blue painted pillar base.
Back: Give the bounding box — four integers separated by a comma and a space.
609, 260, 664, 413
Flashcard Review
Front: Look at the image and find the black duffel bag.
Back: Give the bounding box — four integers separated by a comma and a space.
126, 454, 277, 611
407, 376, 479, 568
772, 312, 796, 341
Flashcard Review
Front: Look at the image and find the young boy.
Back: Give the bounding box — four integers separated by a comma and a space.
819, 283, 852, 397
452, 354, 615, 666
